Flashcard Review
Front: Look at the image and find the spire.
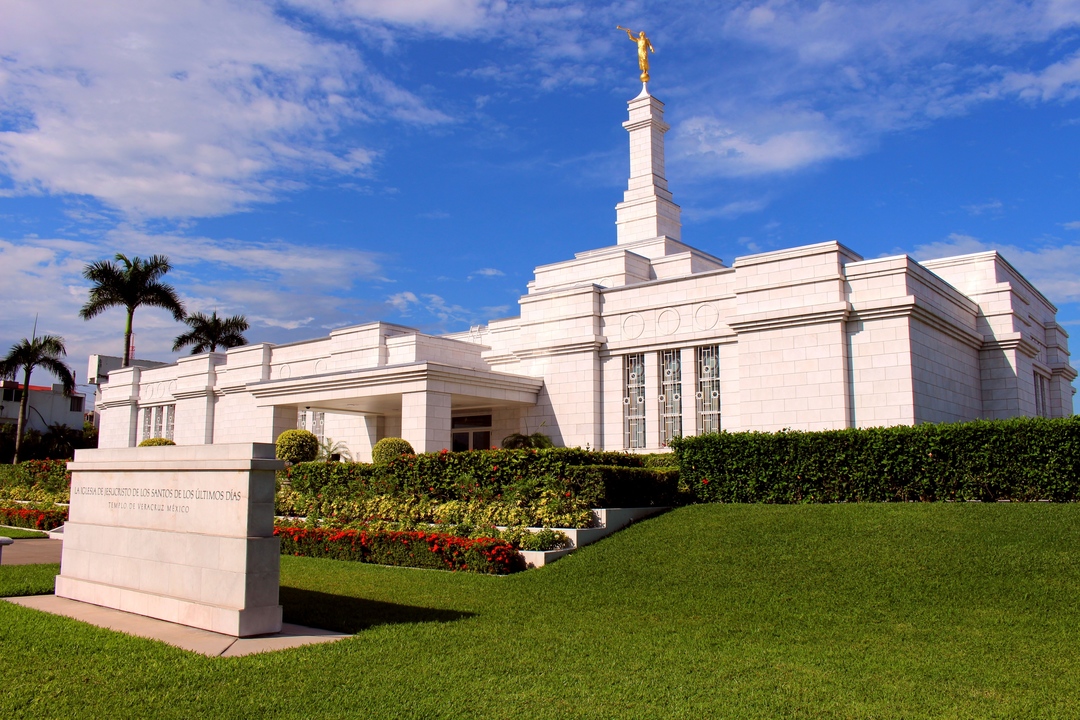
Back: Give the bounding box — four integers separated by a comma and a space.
615, 85, 682, 245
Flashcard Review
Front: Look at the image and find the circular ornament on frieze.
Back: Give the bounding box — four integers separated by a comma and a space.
314, 359, 327, 374
622, 313, 645, 340
276, 364, 291, 379
656, 308, 680, 335
695, 303, 719, 330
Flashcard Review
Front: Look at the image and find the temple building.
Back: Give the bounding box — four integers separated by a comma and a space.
95, 86, 1077, 458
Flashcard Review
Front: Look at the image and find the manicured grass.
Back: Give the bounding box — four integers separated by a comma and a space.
0, 526, 50, 539
0, 563, 57, 597
2, 504, 1079, 718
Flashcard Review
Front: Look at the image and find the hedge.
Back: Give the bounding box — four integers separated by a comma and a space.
282, 447, 675, 515
670, 416, 1080, 503
275, 525, 524, 574
0, 503, 68, 530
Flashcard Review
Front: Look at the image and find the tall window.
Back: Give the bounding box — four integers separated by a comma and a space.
1034, 372, 1050, 418
659, 349, 682, 445
696, 346, 721, 434
297, 409, 326, 441
624, 354, 646, 449
140, 405, 175, 442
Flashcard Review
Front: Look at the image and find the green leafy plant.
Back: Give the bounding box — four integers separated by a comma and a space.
276, 429, 319, 465
501, 432, 555, 449
138, 437, 176, 447
316, 437, 352, 462
371, 437, 414, 465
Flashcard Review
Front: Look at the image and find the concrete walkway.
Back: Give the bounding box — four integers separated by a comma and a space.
6, 595, 351, 657
1, 534, 352, 657
0, 537, 63, 565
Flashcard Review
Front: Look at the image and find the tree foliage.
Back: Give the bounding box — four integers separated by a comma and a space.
79, 253, 185, 366
172, 311, 249, 354
0, 333, 76, 464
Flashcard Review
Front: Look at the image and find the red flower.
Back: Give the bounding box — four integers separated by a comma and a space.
702, 478, 709, 485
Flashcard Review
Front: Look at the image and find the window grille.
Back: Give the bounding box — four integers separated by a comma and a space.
624, 353, 646, 449
696, 346, 721, 434
659, 349, 682, 444
165, 405, 175, 440
142, 408, 152, 441
297, 409, 307, 430
152, 406, 163, 439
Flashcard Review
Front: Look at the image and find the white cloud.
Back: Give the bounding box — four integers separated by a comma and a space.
1002, 50, 1080, 101
106, 226, 385, 290
686, 198, 770, 221
0, 228, 391, 383
285, 0, 505, 34
468, 267, 504, 280
1063, 221, 1080, 230
0, 0, 447, 219
962, 200, 1004, 216
675, 115, 855, 176
913, 232, 1080, 303
387, 291, 419, 312
669, 1, 1080, 179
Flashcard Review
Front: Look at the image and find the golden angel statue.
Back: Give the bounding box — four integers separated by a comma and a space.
617, 26, 655, 82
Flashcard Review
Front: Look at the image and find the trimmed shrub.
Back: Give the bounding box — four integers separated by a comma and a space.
284, 461, 385, 495
275, 525, 524, 574
0, 503, 68, 530
276, 447, 676, 528
670, 416, 1080, 504
138, 438, 176, 447
372, 437, 415, 465
641, 453, 678, 469
276, 429, 319, 465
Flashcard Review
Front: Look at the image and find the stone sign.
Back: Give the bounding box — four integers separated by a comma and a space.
56, 443, 283, 637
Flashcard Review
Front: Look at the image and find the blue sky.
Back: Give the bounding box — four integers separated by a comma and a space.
1, 0, 1079, 410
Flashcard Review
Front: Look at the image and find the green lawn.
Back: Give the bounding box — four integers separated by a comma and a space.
2, 503, 1078, 719
0, 526, 50, 539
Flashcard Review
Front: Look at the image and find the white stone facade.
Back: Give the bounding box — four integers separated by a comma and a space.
96, 87, 1076, 458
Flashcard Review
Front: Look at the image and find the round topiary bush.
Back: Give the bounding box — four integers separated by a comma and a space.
276, 429, 319, 464
372, 437, 414, 465
138, 438, 176, 447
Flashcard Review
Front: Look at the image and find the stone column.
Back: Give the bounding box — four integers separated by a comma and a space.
401, 391, 452, 453
615, 86, 682, 245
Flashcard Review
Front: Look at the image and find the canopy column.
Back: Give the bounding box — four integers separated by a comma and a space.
401, 391, 451, 453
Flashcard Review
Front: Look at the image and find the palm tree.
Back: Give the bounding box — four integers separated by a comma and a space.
0, 333, 76, 463
172, 311, 250, 354
79, 254, 186, 367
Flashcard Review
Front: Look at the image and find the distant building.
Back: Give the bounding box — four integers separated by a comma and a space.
96, 86, 1077, 458
0, 381, 87, 432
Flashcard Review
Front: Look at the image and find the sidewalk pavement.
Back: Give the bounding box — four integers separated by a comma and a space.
1, 537, 351, 656
0, 537, 63, 565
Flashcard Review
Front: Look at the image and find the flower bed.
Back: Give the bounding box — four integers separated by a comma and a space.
0, 503, 68, 530
275, 525, 525, 574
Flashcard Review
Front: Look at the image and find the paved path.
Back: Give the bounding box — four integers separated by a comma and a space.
6, 596, 351, 657
1, 537, 351, 656
0, 538, 63, 565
